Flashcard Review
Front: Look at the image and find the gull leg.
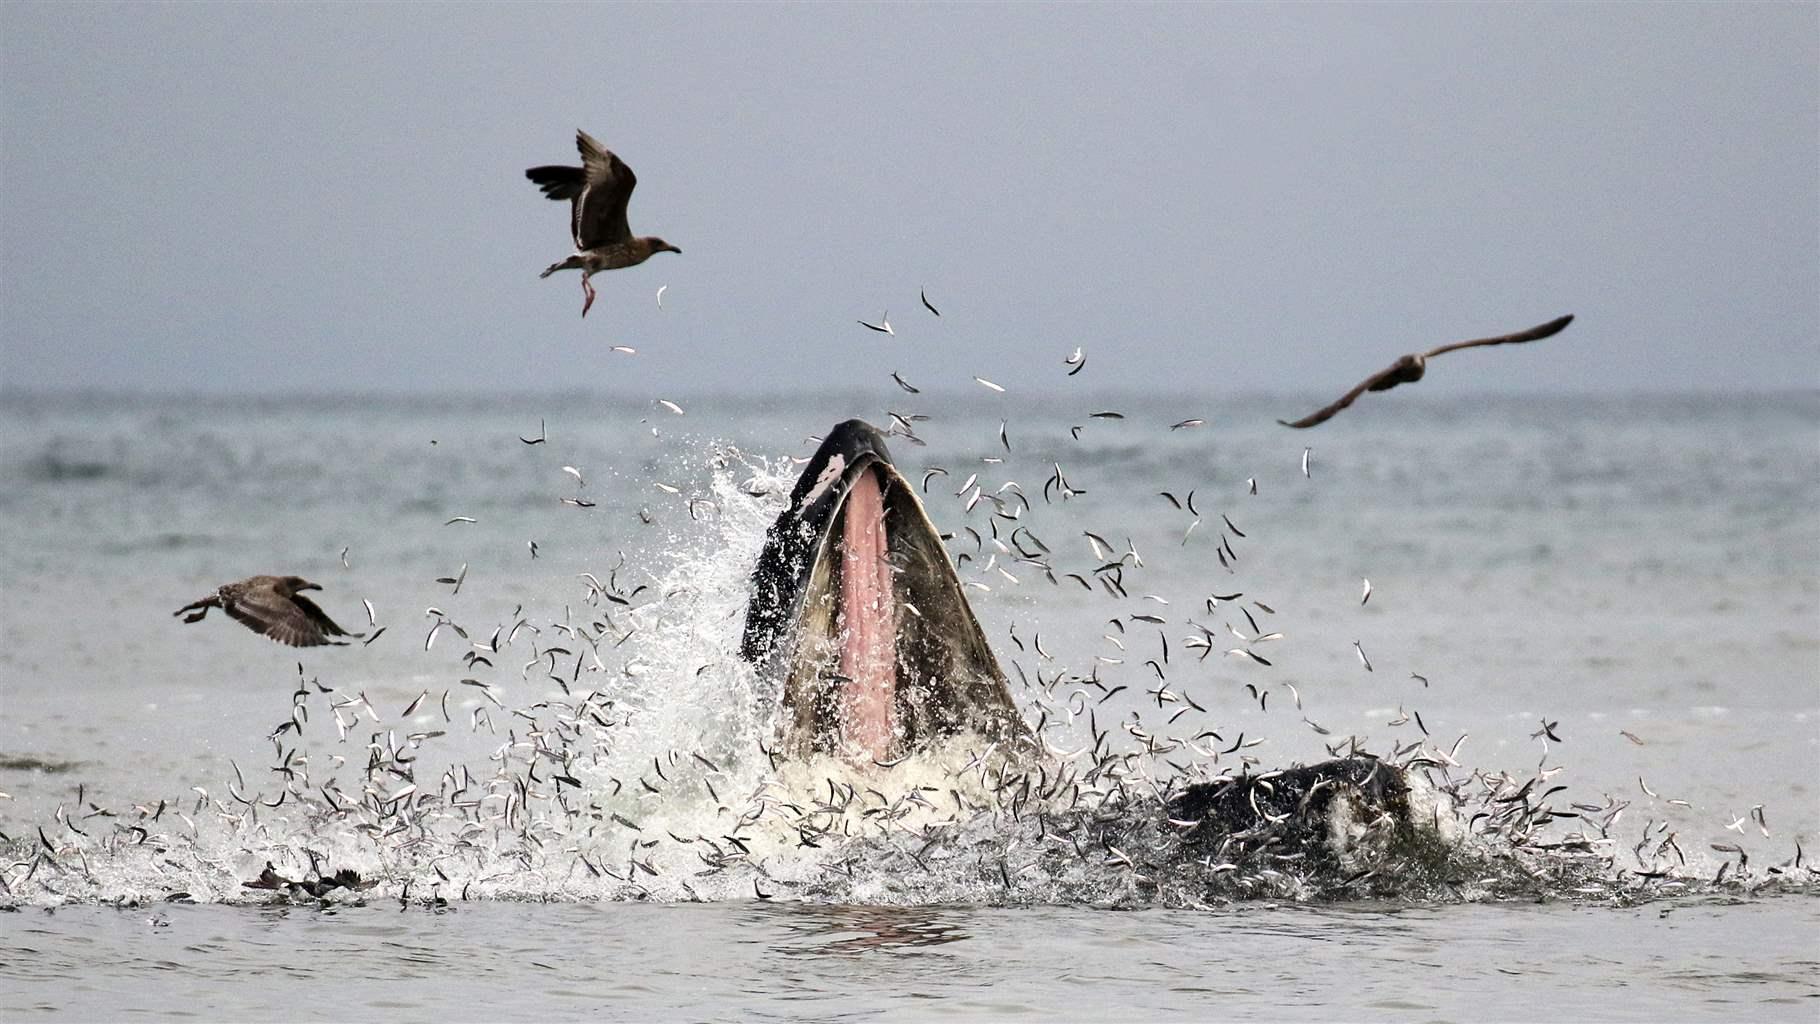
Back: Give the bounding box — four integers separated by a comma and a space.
581, 275, 596, 318
175, 597, 217, 622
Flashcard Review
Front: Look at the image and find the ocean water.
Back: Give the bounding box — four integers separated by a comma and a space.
1, 390, 1816, 1019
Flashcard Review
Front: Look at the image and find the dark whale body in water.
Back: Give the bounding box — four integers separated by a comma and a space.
1162, 755, 1434, 875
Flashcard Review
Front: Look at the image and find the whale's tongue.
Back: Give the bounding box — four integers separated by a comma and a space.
837, 466, 897, 761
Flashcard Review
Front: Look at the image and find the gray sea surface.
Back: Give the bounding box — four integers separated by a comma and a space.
1, 390, 1817, 1020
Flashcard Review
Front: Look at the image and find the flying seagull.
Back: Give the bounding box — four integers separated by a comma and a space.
1277, 314, 1574, 428
175, 575, 362, 647
526, 130, 680, 317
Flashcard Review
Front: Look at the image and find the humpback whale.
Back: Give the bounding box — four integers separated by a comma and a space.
740, 420, 1451, 877
741, 419, 1031, 762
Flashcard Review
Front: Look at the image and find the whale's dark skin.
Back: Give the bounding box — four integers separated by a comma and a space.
741, 420, 1031, 760
1165, 755, 1423, 870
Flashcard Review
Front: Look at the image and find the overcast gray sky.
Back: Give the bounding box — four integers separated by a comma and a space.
2, 2, 1815, 397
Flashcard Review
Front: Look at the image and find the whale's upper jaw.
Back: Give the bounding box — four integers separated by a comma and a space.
741, 420, 1030, 762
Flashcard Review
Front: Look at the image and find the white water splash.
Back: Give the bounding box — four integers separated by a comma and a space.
3, 437, 1811, 910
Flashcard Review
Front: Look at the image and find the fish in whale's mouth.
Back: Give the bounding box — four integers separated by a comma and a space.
741, 421, 1030, 763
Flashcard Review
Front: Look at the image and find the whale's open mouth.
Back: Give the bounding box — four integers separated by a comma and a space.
831, 462, 897, 759
741, 421, 1029, 762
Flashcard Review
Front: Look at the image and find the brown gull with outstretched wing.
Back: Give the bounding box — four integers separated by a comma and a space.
526, 130, 680, 317
1278, 314, 1575, 429
174, 575, 361, 647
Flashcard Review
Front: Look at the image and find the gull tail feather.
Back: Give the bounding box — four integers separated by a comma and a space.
541, 255, 584, 279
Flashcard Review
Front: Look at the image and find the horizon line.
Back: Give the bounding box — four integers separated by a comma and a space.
5, 384, 1817, 405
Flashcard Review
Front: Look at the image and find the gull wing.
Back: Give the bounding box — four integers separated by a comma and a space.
1422, 314, 1574, 358
525, 164, 585, 201
573, 130, 636, 250
1277, 359, 1413, 429
224, 588, 342, 647
290, 593, 360, 640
